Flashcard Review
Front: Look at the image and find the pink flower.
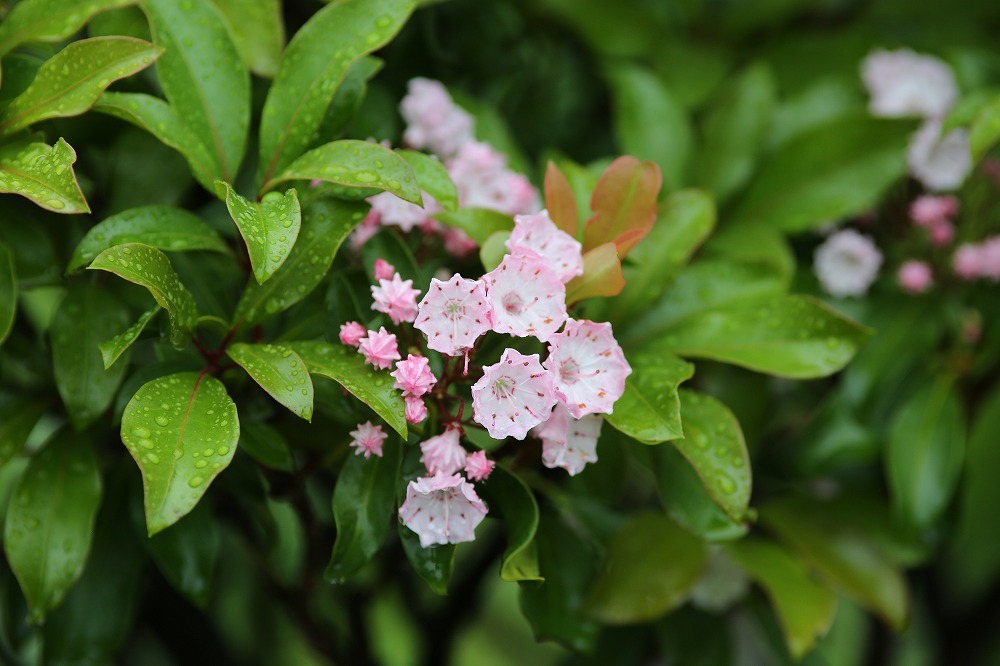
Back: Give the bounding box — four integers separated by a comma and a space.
897, 260, 934, 293
910, 195, 959, 227
367, 190, 441, 232
813, 229, 883, 297
442, 227, 478, 257
908, 119, 972, 192
371, 273, 420, 325
373, 258, 396, 281
405, 396, 428, 424
544, 319, 631, 419
532, 403, 601, 476
339, 321, 367, 347
400, 78, 475, 157
482, 253, 567, 342
448, 141, 539, 216
471, 348, 557, 440
861, 49, 958, 119
349, 421, 387, 459
420, 427, 467, 476
982, 237, 1000, 280
505, 210, 583, 283
350, 213, 380, 249
464, 450, 495, 482
398, 473, 488, 547
954, 244, 983, 279
413, 274, 493, 356
929, 221, 955, 247
358, 327, 400, 370
391, 354, 437, 398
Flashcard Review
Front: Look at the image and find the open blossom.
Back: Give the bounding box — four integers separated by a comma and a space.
398, 473, 488, 547
448, 141, 539, 216
420, 427, 467, 476
391, 354, 437, 397
464, 450, 495, 482
339, 321, 367, 347
483, 253, 567, 342
506, 210, 583, 283
358, 327, 400, 370
544, 319, 631, 418
813, 229, 883, 297
861, 48, 958, 118
907, 119, 972, 192
472, 349, 557, 440
400, 78, 474, 157
532, 403, 601, 476
898, 260, 934, 293
371, 273, 420, 325
366, 190, 441, 233
349, 421, 387, 460
910, 195, 959, 227
414, 274, 492, 356
405, 396, 428, 424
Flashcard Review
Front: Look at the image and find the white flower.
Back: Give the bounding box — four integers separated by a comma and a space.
907, 119, 972, 192
861, 48, 958, 119
814, 229, 883, 298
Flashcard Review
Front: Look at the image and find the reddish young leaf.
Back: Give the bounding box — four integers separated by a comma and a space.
565, 242, 625, 304
544, 161, 580, 237
582, 156, 662, 257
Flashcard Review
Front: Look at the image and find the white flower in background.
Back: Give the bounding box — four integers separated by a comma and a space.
861, 48, 958, 118
907, 119, 973, 191
814, 229, 883, 298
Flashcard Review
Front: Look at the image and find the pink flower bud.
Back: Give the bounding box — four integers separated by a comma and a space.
339, 321, 367, 347
897, 260, 934, 293
373, 258, 395, 281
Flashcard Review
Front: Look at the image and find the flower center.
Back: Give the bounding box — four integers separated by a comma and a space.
559, 358, 582, 384
502, 292, 524, 315
443, 299, 464, 321
491, 376, 514, 399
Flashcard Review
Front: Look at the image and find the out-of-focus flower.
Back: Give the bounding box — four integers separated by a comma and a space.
400, 78, 474, 157
463, 450, 495, 482
910, 195, 959, 227
907, 120, 972, 191
897, 260, 934, 293
861, 48, 958, 118
814, 229, 883, 297
448, 141, 539, 216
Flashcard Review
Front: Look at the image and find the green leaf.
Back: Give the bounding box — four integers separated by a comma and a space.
657, 295, 869, 379
238, 422, 293, 472
970, 94, 1000, 160
234, 198, 367, 325
121, 371, 240, 535
479, 230, 509, 272
0, 0, 138, 56
583, 513, 706, 624
478, 465, 542, 582
0, 242, 15, 347
0, 137, 89, 213
604, 63, 692, 191
51, 283, 131, 429
69, 205, 228, 272
326, 437, 402, 581
226, 343, 314, 421
0, 37, 162, 135
316, 56, 383, 141
725, 538, 837, 659
4, 429, 102, 623
287, 341, 406, 438
604, 349, 694, 444
434, 208, 513, 246
0, 399, 46, 471
731, 114, 913, 232
208, 0, 284, 78
263, 140, 421, 204
398, 522, 454, 596
886, 377, 965, 531
398, 149, 458, 212
99, 307, 160, 370
256, 0, 414, 186
147, 500, 219, 608
88, 243, 198, 346
674, 390, 751, 523
144, 0, 250, 183
216, 182, 301, 284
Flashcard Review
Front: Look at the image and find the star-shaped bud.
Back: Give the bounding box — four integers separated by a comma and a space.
506, 210, 583, 283
391, 354, 437, 398
414, 274, 492, 356
464, 450, 495, 482
482, 254, 566, 342
532, 403, 601, 476
373, 258, 396, 281
398, 473, 488, 548
544, 319, 631, 418
349, 421, 387, 460
358, 326, 401, 370
339, 321, 367, 347
371, 273, 420, 325
405, 396, 428, 424
471, 348, 557, 440
419, 426, 467, 476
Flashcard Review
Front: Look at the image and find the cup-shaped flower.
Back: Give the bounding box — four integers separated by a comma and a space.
482, 254, 566, 342
505, 210, 583, 283
414, 274, 492, 356
472, 348, 557, 440
420, 426, 467, 476
532, 403, 601, 476
544, 319, 631, 419
398, 473, 488, 547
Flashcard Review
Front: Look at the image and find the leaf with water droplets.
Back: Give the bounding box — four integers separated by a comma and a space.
478, 465, 542, 583
121, 371, 240, 536
263, 139, 421, 204
0, 399, 47, 471
99, 307, 160, 369
0, 0, 138, 57
256, 0, 414, 186
604, 349, 694, 444
207, 0, 285, 78
0, 137, 89, 213
4, 428, 103, 623
88, 243, 198, 347
69, 205, 229, 272
0, 36, 162, 135
398, 149, 458, 212
0, 242, 15, 347
234, 198, 367, 325
216, 182, 301, 284
226, 343, 314, 421
288, 341, 406, 438
146, 500, 219, 608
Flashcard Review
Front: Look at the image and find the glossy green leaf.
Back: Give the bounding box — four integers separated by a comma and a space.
478, 465, 542, 582
238, 422, 293, 472
479, 230, 509, 272
256, 0, 414, 186
657, 295, 869, 379
326, 437, 401, 581
760, 496, 908, 630
226, 343, 314, 421
121, 371, 240, 535
263, 140, 421, 204
0, 243, 15, 346
4, 429, 102, 622
88, 243, 198, 346
234, 198, 367, 325
287, 341, 406, 438
0, 37, 162, 135
144, 0, 250, 183
208, 0, 284, 78
0, 0, 138, 56
99, 307, 160, 369
582, 156, 661, 257
970, 94, 1000, 161
51, 283, 131, 429
217, 182, 301, 284
147, 500, 219, 608
398, 522, 454, 596
316, 56, 383, 141
0, 137, 89, 213
69, 205, 228, 272
725, 538, 837, 659
583, 513, 706, 624
0, 399, 46, 471
604, 349, 694, 444
565, 242, 625, 304
886, 377, 965, 531
434, 207, 513, 245
398, 149, 458, 212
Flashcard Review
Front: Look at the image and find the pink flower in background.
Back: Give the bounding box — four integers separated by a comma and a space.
464, 451, 495, 482
420, 427, 467, 476
414, 274, 493, 356
981, 237, 1000, 280
400, 78, 475, 157
861, 48, 958, 118
544, 319, 631, 418
814, 229, 883, 297
471, 349, 557, 440
391, 354, 437, 397
373, 258, 396, 281
532, 403, 602, 476
358, 327, 400, 370
505, 210, 584, 283
907, 119, 972, 192
910, 195, 959, 226
442, 227, 478, 257
898, 260, 934, 293
399, 473, 488, 547
405, 396, 428, 424
349, 421, 387, 460
954, 244, 983, 279
929, 221, 955, 247
350, 214, 380, 249
371, 273, 420, 325
483, 253, 567, 342
366, 190, 441, 233
448, 141, 539, 216
339, 321, 367, 347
